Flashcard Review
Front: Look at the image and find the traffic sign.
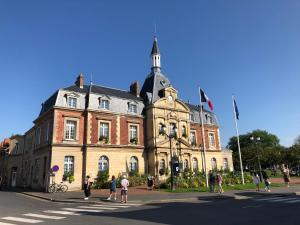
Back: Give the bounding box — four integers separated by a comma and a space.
52, 165, 59, 172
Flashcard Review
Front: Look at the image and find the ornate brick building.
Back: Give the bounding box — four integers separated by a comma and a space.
0, 37, 233, 191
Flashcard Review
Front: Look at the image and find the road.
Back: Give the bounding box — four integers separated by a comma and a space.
0, 191, 300, 225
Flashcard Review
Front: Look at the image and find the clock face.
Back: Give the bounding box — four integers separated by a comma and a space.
168, 95, 173, 101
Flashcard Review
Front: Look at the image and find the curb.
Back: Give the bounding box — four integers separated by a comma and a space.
19, 192, 235, 204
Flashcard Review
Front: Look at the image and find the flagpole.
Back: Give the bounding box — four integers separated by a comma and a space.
232, 95, 245, 184
199, 87, 209, 188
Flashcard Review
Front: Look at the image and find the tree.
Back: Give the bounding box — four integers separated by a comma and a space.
294, 135, 300, 146
227, 129, 281, 171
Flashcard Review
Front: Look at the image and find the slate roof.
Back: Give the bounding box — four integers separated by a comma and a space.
185, 102, 210, 113
140, 70, 171, 104
38, 91, 58, 116
151, 36, 160, 55
38, 83, 144, 117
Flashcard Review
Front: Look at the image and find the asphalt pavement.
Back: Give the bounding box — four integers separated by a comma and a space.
1, 189, 300, 225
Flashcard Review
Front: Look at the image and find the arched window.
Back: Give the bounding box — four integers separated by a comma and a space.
130, 156, 138, 172
64, 156, 74, 174
98, 156, 109, 172
223, 158, 229, 170
211, 158, 217, 170
183, 159, 189, 170
192, 158, 198, 171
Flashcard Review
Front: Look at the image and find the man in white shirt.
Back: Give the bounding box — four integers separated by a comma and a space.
121, 175, 129, 203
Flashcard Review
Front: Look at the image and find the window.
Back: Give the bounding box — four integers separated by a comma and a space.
98, 156, 109, 172
46, 121, 50, 142
211, 158, 217, 170
35, 127, 41, 145
192, 158, 198, 171
129, 125, 138, 144
208, 133, 215, 147
159, 159, 166, 170
129, 156, 138, 171
15, 142, 19, 154
206, 114, 213, 124
159, 123, 165, 135
189, 113, 194, 122
68, 97, 77, 108
190, 131, 196, 146
34, 158, 41, 180
100, 99, 109, 110
182, 126, 187, 138
128, 103, 137, 113
170, 123, 177, 137
99, 122, 109, 141
223, 158, 229, 170
65, 120, 77, 140
64, 156, 74, 174
183, 159, 189, 171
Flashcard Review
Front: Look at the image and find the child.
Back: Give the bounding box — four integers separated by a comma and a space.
107, 175, 117, 201
264, 177, 271, 192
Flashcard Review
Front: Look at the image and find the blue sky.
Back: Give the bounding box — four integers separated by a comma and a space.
0, 0, 299, 147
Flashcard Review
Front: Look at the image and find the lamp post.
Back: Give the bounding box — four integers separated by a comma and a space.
162, 124, 178, 191
250, 136, 263, 182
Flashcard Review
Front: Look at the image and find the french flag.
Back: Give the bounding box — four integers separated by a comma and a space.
200, 88, 214, 111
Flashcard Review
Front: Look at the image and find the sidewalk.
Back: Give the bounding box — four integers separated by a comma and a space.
19, 183, 300, 204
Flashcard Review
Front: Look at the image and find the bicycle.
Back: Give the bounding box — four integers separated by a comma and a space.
48, 182, 68, 193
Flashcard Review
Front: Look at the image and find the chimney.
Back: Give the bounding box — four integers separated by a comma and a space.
75, 73, 84, 89
130, 81, 140, 97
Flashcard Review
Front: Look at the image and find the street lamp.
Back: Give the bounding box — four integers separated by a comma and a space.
250, 136, 263, 182
161, 124, 178, 191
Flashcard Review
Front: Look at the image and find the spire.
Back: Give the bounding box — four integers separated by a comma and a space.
151, 36, 161, 70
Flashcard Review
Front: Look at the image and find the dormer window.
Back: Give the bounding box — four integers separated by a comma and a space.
128, 103, 137, 113
68, 97, 77, 108
206, 114, 213, 124
189, 113, 194, 122
100, 99, 110, 110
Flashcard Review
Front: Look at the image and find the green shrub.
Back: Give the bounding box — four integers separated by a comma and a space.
93, 171, 109, 189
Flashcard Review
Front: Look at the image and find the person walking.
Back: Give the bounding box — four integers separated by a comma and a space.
216, 173, 224, 194
262, 171, 271, 192
253, 173, 260, 191
121, 175, 129, 203
283, 167, 291, 188
107, 175, 117, 201
83, 175, 91, 200
147, 175, 154, 190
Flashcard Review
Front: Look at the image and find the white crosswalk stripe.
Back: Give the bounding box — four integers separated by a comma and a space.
105, 202, 141, 206
286, 199, 300, 203
268, 197, 299, 202
23, 213, 65, 220
78, 206, 118, 210
2, 217, 43, 223
255, 197, 285, 201
253, 196, 300, 204
43, 210, 81, 215
0, 222, 17, 225
61, 208, 103, 213
91, 204, 131, 208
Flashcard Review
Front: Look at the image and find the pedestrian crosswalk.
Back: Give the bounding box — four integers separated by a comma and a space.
0, 202, 142, 225
252, 195, 300, 204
